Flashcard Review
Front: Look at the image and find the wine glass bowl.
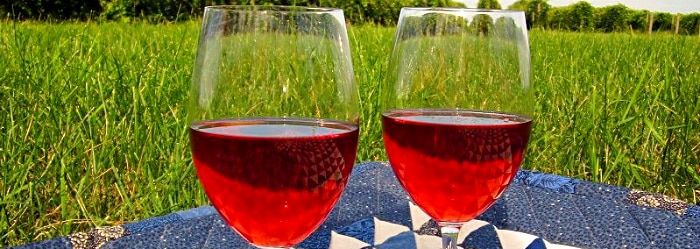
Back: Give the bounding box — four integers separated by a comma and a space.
188, 5, 358, 248
381, 8, 532, 248
382, 110, 531, 222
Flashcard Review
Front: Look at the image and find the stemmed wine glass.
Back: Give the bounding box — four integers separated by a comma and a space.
188, 6, 359, 249
381, 8, 532, 249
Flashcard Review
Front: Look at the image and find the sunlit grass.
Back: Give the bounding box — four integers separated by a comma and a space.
528, 31, 700, 199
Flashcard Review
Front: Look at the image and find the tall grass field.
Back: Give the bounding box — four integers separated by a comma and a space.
1, 21, 699, 246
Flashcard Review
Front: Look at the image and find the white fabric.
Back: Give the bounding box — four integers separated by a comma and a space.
329, 202, 583, 249
329, 231, 370, 248
374, 217, 410, 244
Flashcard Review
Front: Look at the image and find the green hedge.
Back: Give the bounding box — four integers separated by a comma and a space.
509, 0, 700, 34
0, 0, 464, 24
1, 0, 698, 34
1, 0, 103, 20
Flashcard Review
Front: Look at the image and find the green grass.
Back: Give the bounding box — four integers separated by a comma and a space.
1, 22, 699, 247
190, 32, 358, 123
529, 31, 700, 193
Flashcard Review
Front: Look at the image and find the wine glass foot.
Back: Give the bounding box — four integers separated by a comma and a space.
439, 222, 462, 249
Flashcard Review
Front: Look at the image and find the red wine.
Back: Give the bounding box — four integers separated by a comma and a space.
189, 118, 359, 247
382, 109, 531, 223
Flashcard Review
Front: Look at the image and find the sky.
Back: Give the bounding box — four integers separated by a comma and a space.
456, 0, 700, 14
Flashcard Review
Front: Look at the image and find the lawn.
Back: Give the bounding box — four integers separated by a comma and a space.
0, 21, 698, 246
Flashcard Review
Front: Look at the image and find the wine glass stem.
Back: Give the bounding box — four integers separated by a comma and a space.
439, 222, 462, 249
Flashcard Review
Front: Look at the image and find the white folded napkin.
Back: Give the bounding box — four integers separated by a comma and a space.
329, 202, 581, 249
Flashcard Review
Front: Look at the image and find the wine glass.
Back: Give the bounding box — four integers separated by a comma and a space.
381, 8, 532, 249
188, 5, 359, 249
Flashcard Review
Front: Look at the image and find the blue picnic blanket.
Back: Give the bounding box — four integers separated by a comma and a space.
8, 162, 700, 249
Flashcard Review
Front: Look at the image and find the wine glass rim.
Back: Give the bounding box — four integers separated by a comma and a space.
401, 7, 525, 14
204, 5, 342, 13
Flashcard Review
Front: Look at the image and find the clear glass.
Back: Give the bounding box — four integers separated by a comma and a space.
381, 8, 533, 249
188, 5, 359, 249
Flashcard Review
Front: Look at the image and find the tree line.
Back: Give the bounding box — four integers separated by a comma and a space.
0, 0, 464, 24
509, 0, 700, 35
2, 0, 699, 35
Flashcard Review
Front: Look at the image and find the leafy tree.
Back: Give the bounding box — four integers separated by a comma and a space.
494, 15, 521, 39
595, 4, 631, 32
413, 12, 470, 36
508, 0, 527, 11
477, 0, 501, 9
508, 0, 550, 29
320, 0, 461, 25
2, 0, 102, 20
470, 13, 495, 36
680, 13, 700, 35
546, 6, 567, 29
2, 0, 465, 23
628, 10, 650, 32
413, 0, 450, 7
567, 1, 594, 31
100, 0, 234, 22
652, 12, 673, 31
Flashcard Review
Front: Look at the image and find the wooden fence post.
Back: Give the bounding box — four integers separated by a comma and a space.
648, 12, 654, 34
675, 14, 681, 35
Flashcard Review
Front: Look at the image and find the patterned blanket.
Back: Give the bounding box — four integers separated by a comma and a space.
9, 162, 700, 249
